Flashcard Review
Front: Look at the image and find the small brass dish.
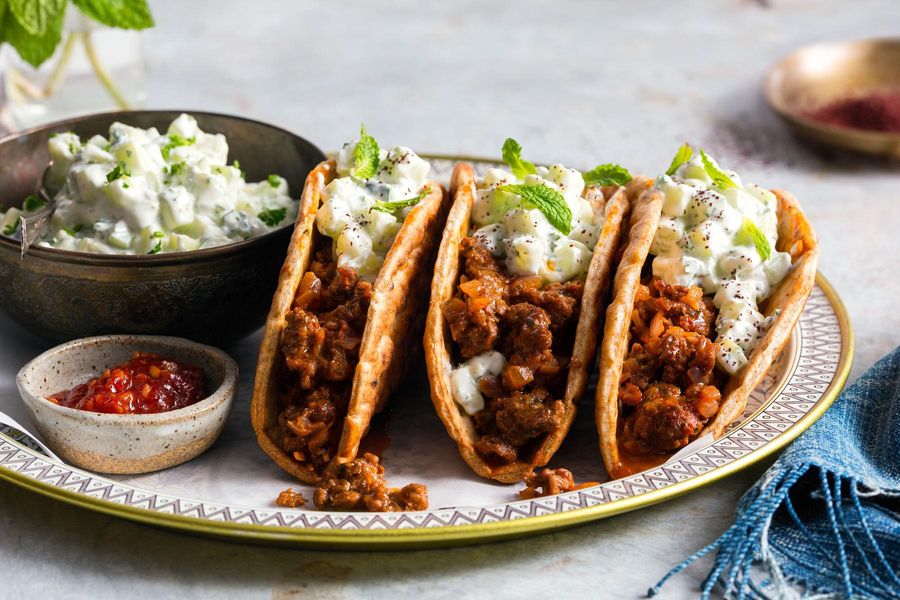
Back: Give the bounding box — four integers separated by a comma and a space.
764, 38, 900, 157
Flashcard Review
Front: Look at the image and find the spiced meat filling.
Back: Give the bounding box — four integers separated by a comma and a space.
314, 453, 428, 512
618, 277, 725, 455
278, 248, 373, 475
518, 467, 599, 499
444, 237, 583, 464
275, 488, 307, 508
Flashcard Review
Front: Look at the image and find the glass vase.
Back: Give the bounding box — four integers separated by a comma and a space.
2, 11, 146, 130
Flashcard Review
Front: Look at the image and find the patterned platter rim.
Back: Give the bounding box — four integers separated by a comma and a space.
0, 155, 853, 549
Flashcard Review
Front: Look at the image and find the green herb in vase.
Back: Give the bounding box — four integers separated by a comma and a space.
1, 0, 155, 125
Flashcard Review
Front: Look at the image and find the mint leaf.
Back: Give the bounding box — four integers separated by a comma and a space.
257, 208, 287, 227
666, 143, 693, 176
351, 124, 380, 180
9, 0, 64, 36
148, 239, 162, 254
501, 138, 537, 180
22, 193, 46, 211
500, 184, 572, 235
161, 134, 194, 161
583, 163, 631, 186
3, 221, 18, 236
4, 0, 65, 67
741, 218, 771, 261
72, 0, 154, 29
106, 161, 130, 182
62, 223, 84, 236
699, 149, 737, 190
372, 186, 430, 214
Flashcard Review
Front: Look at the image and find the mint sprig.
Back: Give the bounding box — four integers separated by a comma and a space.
742, 218, 771, 261
1, 0, 154, 68
3, 0, 66, 67
106, 160, 130, 182
258, 208, 287, 227
161, 134, 195, 161
351, 124, 380, 180
372, 186, 431, 214
71, 0, 154, 30
9, 0, 64, 36
699, 149, 737, 190
23, 193, 47, 211
501, 138, 537, 180
666, 143, 693, 176
583, 163, 631, 186
500, 184, 572, 235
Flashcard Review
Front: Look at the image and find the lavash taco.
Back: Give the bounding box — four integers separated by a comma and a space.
251, 126, 448, 505
595, 145, 818, 479
425, 139, 640, 483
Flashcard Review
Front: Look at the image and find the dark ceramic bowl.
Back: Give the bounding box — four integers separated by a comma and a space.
0, 110, 325, 345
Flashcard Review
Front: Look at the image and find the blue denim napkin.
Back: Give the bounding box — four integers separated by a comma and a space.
651, 347, 900, 599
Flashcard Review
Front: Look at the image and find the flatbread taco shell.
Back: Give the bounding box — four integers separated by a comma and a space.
251, 159, 449, 483
595, 186, 819, 479
425, 163, 644, 483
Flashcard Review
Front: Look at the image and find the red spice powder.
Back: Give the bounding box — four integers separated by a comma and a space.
804, 91, 900, 133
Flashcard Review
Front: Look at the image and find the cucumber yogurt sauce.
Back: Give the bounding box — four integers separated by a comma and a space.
448, 140, 632, 417
651, 148, 792, 374
470, 164, 602, 284
315, 132, 432, 281
2, 114, 297, 255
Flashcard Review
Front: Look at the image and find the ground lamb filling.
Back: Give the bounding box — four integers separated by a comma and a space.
444, 237, 584, 464
279, 248, 373, 475
314, 453, 428, 512
618, 277, 725, 455
277, 246, 428, 512
518, 468, 599, 499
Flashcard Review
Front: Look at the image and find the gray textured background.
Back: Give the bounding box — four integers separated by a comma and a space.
2, 1, 899, 598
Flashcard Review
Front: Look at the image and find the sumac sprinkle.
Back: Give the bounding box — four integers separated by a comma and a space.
804, 91, 900, 133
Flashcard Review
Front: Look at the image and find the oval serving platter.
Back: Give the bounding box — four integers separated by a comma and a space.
0, 157, 853, 549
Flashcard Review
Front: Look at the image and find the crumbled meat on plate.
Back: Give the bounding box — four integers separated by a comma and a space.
518, 468, 599, 499
275, 488, 306, 508
314, 453, 428, 512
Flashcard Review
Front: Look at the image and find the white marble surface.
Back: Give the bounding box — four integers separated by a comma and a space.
1, 1, 899, 598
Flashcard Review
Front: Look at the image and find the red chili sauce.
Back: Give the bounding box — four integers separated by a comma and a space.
48, 352, 207, 415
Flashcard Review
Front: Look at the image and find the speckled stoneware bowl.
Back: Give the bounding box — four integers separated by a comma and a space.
0, 110, 325, 344
16, 335, 238, 474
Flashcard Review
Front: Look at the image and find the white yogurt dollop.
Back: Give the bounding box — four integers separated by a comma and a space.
316, 139, 431, 281
651, 152, 792, 374
449, 351, 507, 415
470, 164, 604, 284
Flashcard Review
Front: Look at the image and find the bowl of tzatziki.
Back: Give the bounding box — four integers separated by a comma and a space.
0, 110, 325, 344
